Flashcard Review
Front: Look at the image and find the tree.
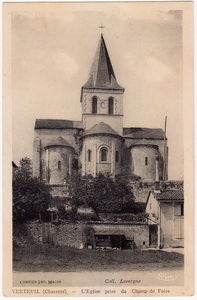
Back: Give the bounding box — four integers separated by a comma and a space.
13, 157, 52, 222
113, 175, 135, 213
87, 173, 119, 215
16, 157, 32, 180
67, 173, 135, 218
67, 174, 94, 219
90, 174, 135, 214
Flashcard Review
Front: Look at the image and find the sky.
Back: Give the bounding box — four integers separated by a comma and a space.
11, 3, 183, 180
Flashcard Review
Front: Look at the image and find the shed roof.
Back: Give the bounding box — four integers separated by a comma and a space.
153, 189, 184, 201
123, 127, 165, 139
35, 119, 82, 130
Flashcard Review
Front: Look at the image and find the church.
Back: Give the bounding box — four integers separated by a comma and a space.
33, 34, 168, 187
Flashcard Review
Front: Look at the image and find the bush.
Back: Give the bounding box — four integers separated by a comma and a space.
13, 158, 52, 222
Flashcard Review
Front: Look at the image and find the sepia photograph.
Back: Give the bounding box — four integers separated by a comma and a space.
3, 1, 194, 297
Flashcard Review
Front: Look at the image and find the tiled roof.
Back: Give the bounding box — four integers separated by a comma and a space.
82, 122, 120, 138
123, 127, 165, 139
153, 189, 184, 201
35, 119, 82, 129
45, 136, 73, 148
83, 34, 124, 90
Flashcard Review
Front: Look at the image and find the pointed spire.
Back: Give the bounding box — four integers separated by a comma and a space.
83, 35, 124, 90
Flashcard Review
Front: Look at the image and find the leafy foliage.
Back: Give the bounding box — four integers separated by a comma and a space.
13, 157, 52, 222
67, 173, 135, 218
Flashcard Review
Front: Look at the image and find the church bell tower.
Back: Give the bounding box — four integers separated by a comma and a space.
80, 34, 125, 136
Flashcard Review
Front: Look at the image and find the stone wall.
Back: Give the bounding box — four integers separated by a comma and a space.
52, 222, 149, 249
18, 221, 150, 249
26, 221, 43, 243
13, 221, 43, 246
52, 223, 85, 248
14, 222, 84, 248
50, 185, 69, 198
132, 184, 153, 203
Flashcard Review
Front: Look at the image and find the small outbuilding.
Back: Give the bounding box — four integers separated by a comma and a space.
83, 223, 149, 250
146, 189, 184, 248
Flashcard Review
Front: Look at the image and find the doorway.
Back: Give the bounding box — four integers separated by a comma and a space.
149, 224, 158, 247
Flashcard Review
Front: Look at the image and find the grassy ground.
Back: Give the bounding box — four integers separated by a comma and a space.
13, 244, 184, 272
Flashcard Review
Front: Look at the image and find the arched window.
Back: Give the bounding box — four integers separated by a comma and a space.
58, 161, 61, 170
145, 157, 148, 166
108, 97, 114, 115
87, 150, 91, 162
115, 151, 119, 163
92, 97, 97, 114
100, 147, 108, 162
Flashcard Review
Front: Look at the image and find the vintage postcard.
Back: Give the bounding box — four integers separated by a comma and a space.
3, 1, 194, 297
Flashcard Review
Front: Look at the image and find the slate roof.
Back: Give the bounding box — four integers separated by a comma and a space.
35, 120, 165, 143
83, 34, 124, 90
82, 122, 121, 138
123, 127, 165, 139
153, 189, 184, 201
35, 119, 82, 130
45, 136, 73, 148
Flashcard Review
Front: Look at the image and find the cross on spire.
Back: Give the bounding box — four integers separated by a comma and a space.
99, 23, 105, 34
